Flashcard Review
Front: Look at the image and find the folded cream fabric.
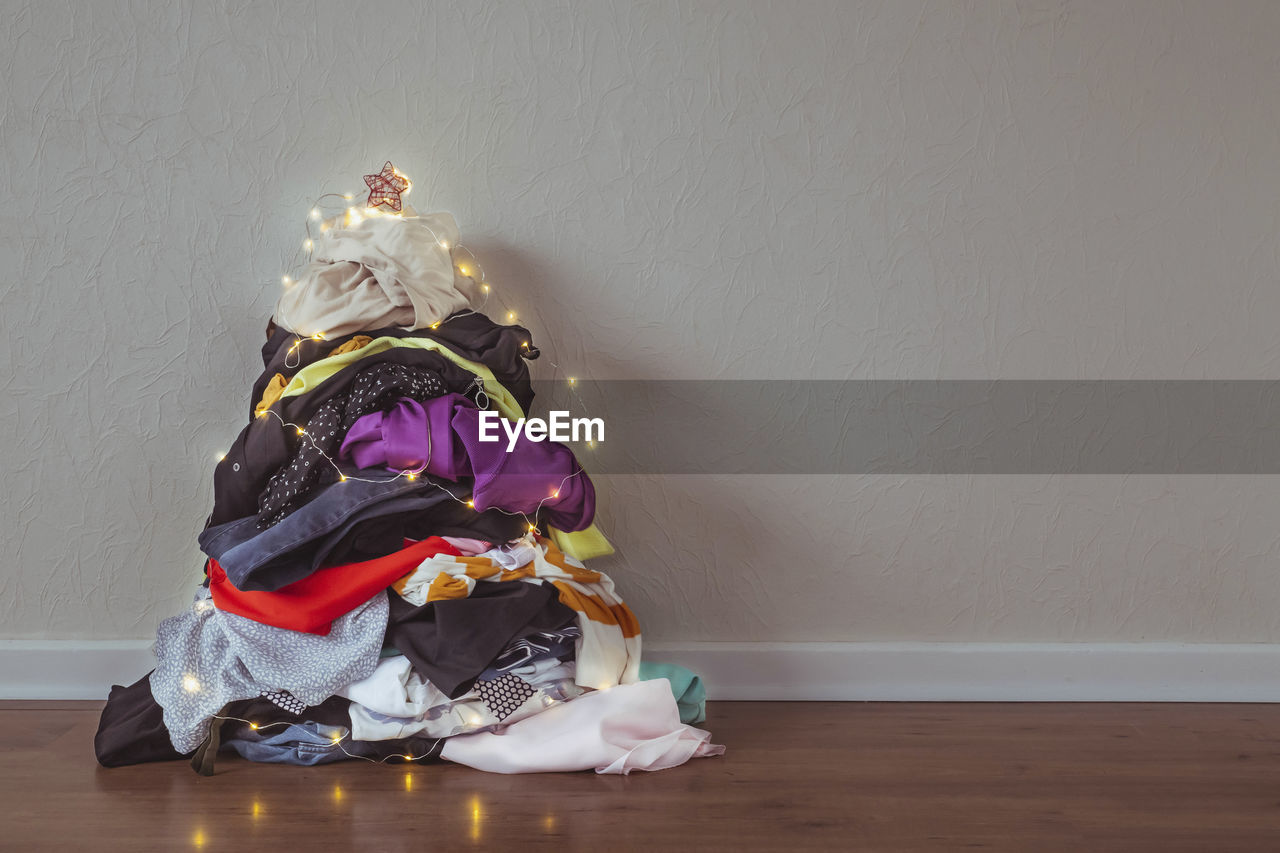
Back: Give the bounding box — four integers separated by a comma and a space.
439, 679, 726, 775
275, 210, 471, 338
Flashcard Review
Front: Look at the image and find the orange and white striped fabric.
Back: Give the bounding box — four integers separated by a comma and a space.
392, 535, 641, 691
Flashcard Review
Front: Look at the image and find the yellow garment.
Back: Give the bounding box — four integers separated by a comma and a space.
253, 374, 288, 417
254, 336, 372, 417
330, 334, 374, 357
278, 336, 524, 420
550, 524, 615, 561
276, 334, 614, 557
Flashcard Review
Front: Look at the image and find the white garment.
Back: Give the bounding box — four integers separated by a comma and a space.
274, 210, 472, 338
340, 654, 584, 741
439, 679, 725, 775
338, 655, 450, 718
348, 678, 579, 741
482, 539, 539, 569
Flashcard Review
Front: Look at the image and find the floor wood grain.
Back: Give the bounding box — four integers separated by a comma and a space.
4, 701, 1280, 851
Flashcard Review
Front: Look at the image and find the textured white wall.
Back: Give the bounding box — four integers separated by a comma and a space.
2, 0, 1279, 642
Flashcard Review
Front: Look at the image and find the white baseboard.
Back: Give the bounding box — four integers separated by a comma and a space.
0, 640, 157, 700
643, 641, 1280, 702
3, 640, 1280, 702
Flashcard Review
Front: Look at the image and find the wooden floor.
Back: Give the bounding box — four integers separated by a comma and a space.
5, 701, 1280, 852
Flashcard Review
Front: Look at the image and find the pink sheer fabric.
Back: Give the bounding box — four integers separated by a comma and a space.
440, 678, 725, 774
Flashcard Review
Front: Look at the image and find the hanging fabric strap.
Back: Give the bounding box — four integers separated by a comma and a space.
189, 710, 231, 776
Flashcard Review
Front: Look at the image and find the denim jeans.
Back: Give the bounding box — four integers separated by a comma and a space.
221, 721, 444, 766
198, 470, 466, 591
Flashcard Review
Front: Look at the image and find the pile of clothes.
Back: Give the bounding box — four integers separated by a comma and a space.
95, 208, 722, 774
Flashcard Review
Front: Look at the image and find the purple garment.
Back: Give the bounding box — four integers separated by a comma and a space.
341, 394, 472, 481
339, 397, 595, 531
450, 406, 595, 532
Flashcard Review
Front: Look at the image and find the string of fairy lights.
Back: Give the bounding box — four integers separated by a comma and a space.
215, 163, 604, 539
255, 405, 587, 538
178, 166, 626, 738
203, 688, 565, 765
274, 167, 595, 414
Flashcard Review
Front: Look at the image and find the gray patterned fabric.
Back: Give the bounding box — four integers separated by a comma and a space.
152, 589, 388, 753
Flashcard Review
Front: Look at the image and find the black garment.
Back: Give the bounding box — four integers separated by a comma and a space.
95, 673, 189, 767
385, 581, 576, 699
94, 673, 355, 768
201, 469, 526, 592
257, 362, 451, 527
253, 310, 539, 422
223, 694, 352, 728
327, 497, 528, 566
95, 676, 442, 771
208, 347, 478, 528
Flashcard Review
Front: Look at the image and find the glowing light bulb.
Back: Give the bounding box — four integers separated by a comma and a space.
438, 240, 450, 250
281, 275, 292, 286
403, 754, 414, 761
310, 208, 321, 219
466, 500, 474, 508
481, 283, 490, 293
551, 490, 559, 499
507, 311, 516, 322
339, 474, 348, 482
430, 322, 440, 330
567, 377, 576, 386
406, 471, 417, 481
216, 452, 226, 461
458, 264, 470, 276
182, 675, 201, 693
343, 193, 353, 200
311, 332, 325, 340
304, 238, 313, 250
528, 523, 537, 533
331, 734, 342, 745
296, 427, 306, 436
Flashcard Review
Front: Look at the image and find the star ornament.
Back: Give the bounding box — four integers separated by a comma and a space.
364, 161, 412, 211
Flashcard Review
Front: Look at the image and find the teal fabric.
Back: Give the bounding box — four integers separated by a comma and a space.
639, 661, 706, 725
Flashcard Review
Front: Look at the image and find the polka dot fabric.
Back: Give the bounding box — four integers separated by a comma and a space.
261, 689, 308, 715
257, 363, 449, 527
477, 672, 537, 722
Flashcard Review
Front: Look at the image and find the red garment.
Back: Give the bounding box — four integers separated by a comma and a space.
208, 537, 463, 635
